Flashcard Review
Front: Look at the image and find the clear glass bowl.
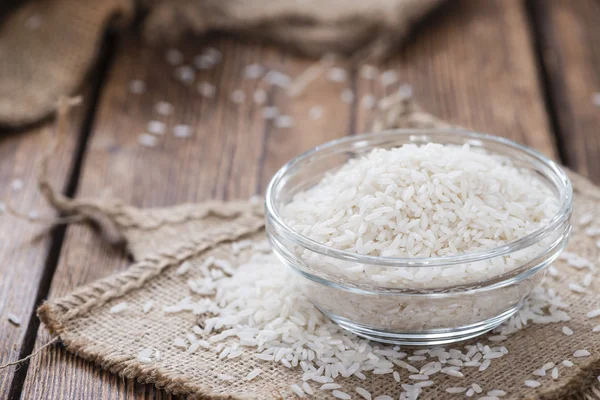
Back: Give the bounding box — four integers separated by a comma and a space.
265, 130, 572, 346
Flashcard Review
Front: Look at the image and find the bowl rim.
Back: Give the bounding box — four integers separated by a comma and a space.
265, 129, 573, 267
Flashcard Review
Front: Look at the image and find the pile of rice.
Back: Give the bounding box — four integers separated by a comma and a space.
151, 242, 590, 400
283, 143, 557, 258
280, 143, 559, 287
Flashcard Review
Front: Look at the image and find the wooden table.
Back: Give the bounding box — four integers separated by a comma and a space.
1, 0, 599, 398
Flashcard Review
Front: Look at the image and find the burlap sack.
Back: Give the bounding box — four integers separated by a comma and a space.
142, 0, 443, 58
0, 0, 441, 128
0, 0, 133, 127
36, 99, 600, 399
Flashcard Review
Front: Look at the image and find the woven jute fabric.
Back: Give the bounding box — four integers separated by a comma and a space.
38, 100, 600, 399
0, 0, 133, 127
142, 0, 443, 59
0, 0, 441, 128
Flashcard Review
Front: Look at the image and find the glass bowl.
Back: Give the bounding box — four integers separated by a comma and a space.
265, 129, 572, 346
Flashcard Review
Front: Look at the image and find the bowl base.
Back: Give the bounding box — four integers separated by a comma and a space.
320, 305, 519, 346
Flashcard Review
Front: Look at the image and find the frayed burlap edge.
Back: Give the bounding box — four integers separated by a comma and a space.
39, 204, 265, 399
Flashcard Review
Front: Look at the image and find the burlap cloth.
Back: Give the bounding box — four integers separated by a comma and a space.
0, 0, 441, 127
34, 98, 600, 399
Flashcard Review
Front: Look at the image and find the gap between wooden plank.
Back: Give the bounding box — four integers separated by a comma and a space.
525, 0, 570, 166
6, 31, 117, 400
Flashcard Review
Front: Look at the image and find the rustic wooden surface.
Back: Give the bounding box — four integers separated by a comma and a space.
0, 95, 94, 399
1, 0, 598, 398
530, 0, 600, 180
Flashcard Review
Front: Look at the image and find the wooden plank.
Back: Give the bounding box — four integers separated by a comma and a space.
530, 0, 600, 181
21, 0, 558, 397
355, 0, 557, 158
19, 33, 349, 399
0, 101, 88, 396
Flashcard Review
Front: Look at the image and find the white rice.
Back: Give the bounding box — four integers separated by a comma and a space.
332, 390, 350, 399
446, 387, 467, 393
174, 125, 193, 138
160, 212, 582, 400
262, 106, 280, 120
562, 360, 573, 367
129, 79, 146, 94
166, 48, 183, 65
154, 101, 174, 116
109, 302, 129, 314
253, 89, 268, 105
340, 89, 354, 104
361, 95, 377, 110
573, 349, 590, 358
142, 300, 154, 314
198, 82, 216, 98
281, 143, 558, 286
175, 261, 193, 275
25, 14, 42, 30
173, 338, 188, 349
138, 134, 158, 147
355, 386, 372, 400
583, 273, 593, 287
380, 70, 397, 86
246, 368, 262, 381
359, 65, 378, 80
327, 68, 347, 82
577, 212, 593, 226
302, 382, 314, 395
174, 65, 195, 84
7, 313, 21, 326
137, 348, 153, 362
321, 383, 342, 390
541, 362, 555, 371
275, 115, 294, 128
569, 283, 586, 294
244, 64, 265, 79
231, 90, 246, 104
586, 309, 600, 319
291, 384, 305, 397
147, 120, 166, 135
265, 71, 291, 88
524, 380, 541, 388
562, 326, 573, 336
308, 106, 324, 120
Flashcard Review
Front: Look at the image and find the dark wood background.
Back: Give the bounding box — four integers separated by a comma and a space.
1, 0, 599, 398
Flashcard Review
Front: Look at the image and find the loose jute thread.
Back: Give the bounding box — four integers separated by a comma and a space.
0, 338, 60, 370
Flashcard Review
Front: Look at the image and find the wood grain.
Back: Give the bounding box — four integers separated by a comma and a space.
0, 107, 87, 397
355, 0, 557, 158
20, 0, 560, 398
531, 0, 600, 181
18, 34, 323, 400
